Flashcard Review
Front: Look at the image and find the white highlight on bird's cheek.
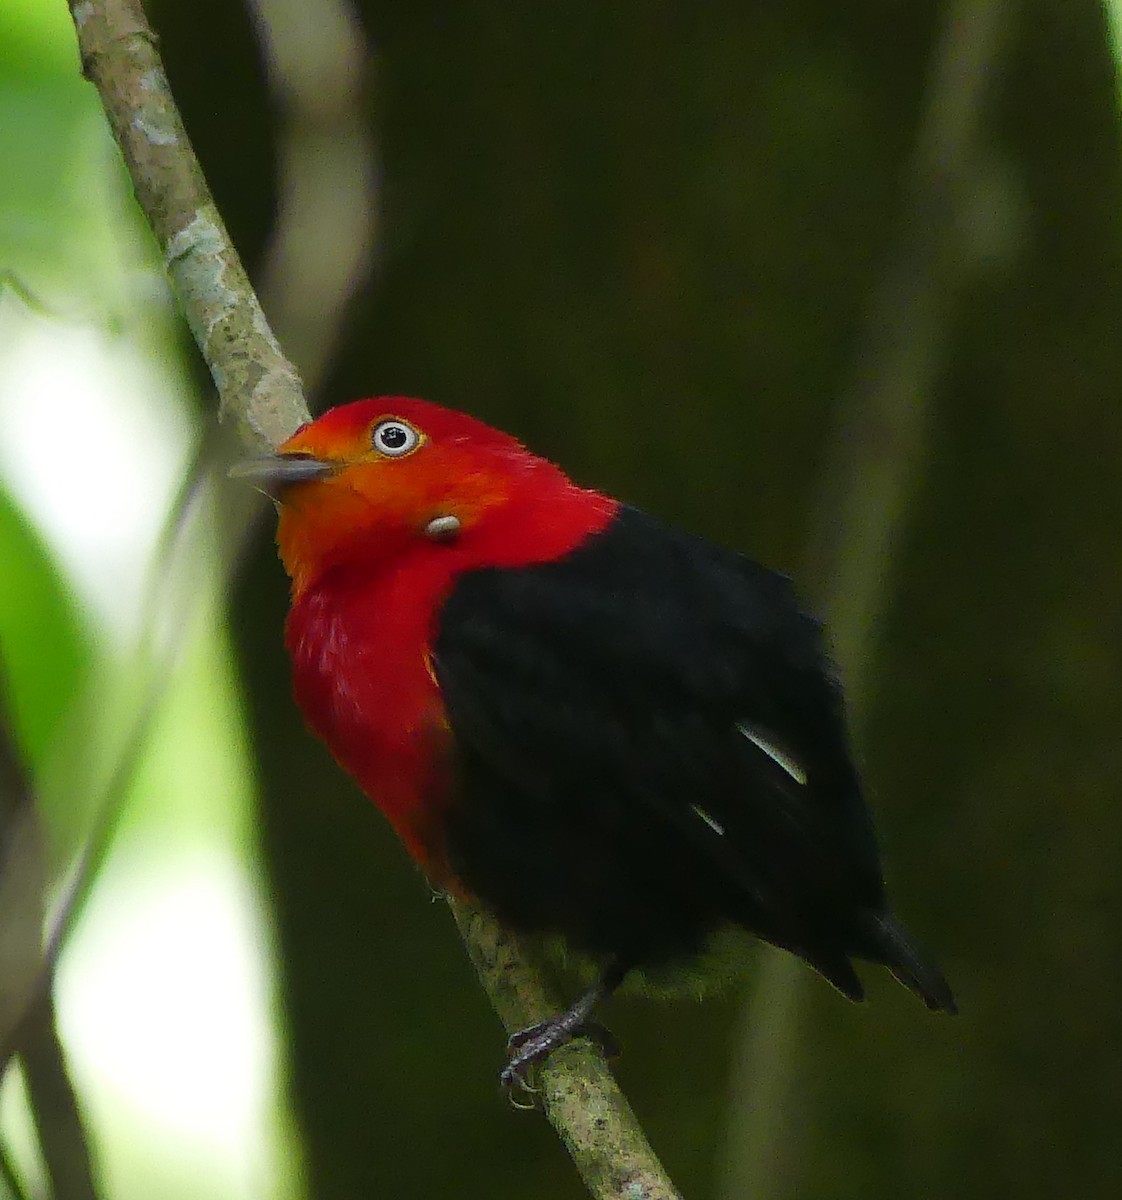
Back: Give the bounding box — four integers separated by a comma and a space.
423, 514, 461, 541
737, 723, 808, 786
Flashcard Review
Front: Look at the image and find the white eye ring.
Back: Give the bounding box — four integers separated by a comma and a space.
371, 418, 420, 458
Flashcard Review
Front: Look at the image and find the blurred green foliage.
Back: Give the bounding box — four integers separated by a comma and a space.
0, 0, 118, 304
0, 5, 299, 1198
0, 489, 89, 763
0, 2, 95, 769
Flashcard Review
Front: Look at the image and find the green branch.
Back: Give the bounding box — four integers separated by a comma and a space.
452, 903, 681, 1200
66, 3, 682, 1196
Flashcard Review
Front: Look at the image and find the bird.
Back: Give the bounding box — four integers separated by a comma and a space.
232, 395, 956, 1091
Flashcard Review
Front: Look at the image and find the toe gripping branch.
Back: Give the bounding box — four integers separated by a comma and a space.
501, 961, 626, 1108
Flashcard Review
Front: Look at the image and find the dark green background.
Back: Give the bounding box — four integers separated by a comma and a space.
154, 1, 1122, 1196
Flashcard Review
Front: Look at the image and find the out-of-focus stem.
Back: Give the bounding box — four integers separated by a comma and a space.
720, 2, 1008, 1197
0, 670, 99, 1200
247, 0, 378, 397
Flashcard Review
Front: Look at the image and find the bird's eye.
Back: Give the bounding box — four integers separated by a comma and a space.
371, 419, 420, 458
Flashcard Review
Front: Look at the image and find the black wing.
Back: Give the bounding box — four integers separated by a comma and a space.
432, 506, 887, 988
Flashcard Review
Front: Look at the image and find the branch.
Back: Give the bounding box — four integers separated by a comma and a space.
451, 903, 681, 1200
67, 3, 682, 1196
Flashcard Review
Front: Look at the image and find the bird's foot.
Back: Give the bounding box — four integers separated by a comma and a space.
500, 1019, 620, 1106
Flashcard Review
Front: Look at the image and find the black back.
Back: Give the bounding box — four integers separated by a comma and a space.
432, 506, 888, 988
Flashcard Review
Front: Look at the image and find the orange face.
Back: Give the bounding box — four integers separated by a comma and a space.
238, 397, 550, 594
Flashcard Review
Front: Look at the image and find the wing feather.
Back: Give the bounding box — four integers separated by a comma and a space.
432, 506, 885, 961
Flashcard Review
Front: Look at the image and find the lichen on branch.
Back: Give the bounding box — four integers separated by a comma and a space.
452, 902, 682, 1200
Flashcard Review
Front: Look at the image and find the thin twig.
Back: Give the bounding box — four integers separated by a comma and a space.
67, 2, 681, 1195
0, 672, 99, 1200
41, 425, 265, 967
0, 1136, 32, 1200
19, 992, 98, 1200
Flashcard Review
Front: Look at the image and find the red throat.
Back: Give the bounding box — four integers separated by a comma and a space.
282, 453, 618, 881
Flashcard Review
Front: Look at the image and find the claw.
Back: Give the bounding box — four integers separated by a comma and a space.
499, 1016, 622, 1106
500, 1021, 554, 1106
497, 963, 627, 1105
501, 1043, 542, 1108
504, 1072, 539, 1111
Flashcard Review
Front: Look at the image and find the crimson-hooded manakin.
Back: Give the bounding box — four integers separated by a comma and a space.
234, 396, 955, 1091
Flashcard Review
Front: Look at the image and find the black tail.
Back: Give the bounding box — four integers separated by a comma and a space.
804, 949, 866, 1002
858, 910, 957, 1014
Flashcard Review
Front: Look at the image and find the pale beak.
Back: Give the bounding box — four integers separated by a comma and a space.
228, 454, 337, 499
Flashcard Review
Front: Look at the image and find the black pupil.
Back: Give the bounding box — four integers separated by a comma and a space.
380, 424, 408, 450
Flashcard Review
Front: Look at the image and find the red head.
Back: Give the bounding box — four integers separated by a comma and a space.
236, 397, 616, 595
